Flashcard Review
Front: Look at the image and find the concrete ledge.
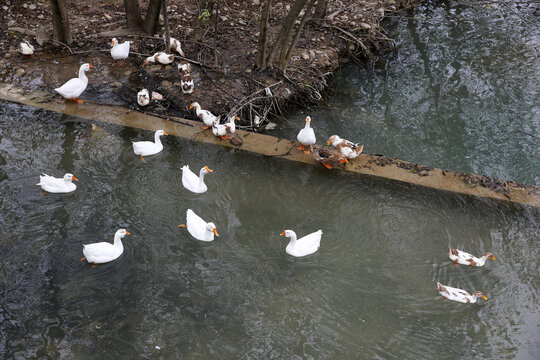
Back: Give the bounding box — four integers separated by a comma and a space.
1, 82, 538, 208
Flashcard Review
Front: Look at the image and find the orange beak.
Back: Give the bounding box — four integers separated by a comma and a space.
163, 131, 168, 136
280, 231, 286, 236
235, 116, 240, 120
111, 41, 114, 46
89, 65, 94, 68
490, 255, 496, 260
327, 140, 332, 145
189, 104, 194, 109
72, 176, 78, 181
142, 61, 147, 67
205, 166, 213, 172
213, 228, 219, 236
125, 231, 131, 235
482, 295, 488, 300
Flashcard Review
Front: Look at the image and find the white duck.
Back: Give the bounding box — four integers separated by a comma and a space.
436, 282, 488, 304
169, 37, 185, 57
212, 115, 238, 140
110, 38, 131, 66
448, 245, 495, 267
327, 134, 364, 161
297, 116, 316, 154
189, 102, 219, 129
178, 209, 218, 242
20, 40, 34, 56
36, 173, 78, 194
181, 165, 213, 193
137, 89, 150, 106
280, 229, 322, 257
142, 52, 175, 66
81, 229, 130, 265
54, 63, 93, 103
132, 129, 167, 162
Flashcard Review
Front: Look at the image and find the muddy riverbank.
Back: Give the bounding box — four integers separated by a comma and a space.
1, 0, 422, 128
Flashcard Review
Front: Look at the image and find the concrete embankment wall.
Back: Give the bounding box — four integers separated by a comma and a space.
1, 83, 538, 208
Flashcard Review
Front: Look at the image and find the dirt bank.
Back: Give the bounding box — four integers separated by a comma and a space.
1, 0, 422, 129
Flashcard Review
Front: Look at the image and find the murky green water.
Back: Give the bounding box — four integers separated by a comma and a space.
281, 1, 539, 186
1, 1, 540, 359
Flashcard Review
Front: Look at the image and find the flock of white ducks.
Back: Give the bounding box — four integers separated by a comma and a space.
28, 39, 494, 303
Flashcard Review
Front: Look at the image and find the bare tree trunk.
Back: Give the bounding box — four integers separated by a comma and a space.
192, 0, 205, 43
162, 0, 171, 52
266, 0, 307, 68
143, 0, 162, 35
312, 0, 327, 23
213, 0, 220, 67
257, 0, 272, 70
281, 0, 316, 70
123, 0, 143, 29
49, 0, 72, 44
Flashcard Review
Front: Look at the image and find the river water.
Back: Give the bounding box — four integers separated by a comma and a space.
1, 1, 539, 359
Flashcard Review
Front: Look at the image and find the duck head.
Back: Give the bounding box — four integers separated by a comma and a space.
327, 135, 342, 146
473, 291, 488, 300
206, 222, 219, 236
189, 102, 201, 111
483, 252, 496, 261
64, 173, 78, 182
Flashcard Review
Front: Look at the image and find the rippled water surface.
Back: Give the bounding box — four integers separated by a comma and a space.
1, 101, 539, 359
1, 1, 540, 359
280, 0, 539, 185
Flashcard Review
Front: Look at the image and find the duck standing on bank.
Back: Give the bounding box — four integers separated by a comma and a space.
169, 37, 185, 57
181, 165, 213, 193
37, 173, 78, 194
178, 209, 219, 242
81, 229, 130, 265
132, 129, 167, 162
436, 282, 488, 304
110, 38, 131, 66
137, 89, 150, 106
280, 229, 323, 257
54, 63, 93, 103
142, 52, 175, 66
20, 40, 34, 57
212, 115, 238, 140
179, 62, 194, 94
297, 116, 316, 154
327, 135, 364, 162
448, 245, 495, 267
311, 144, 348, 170
190, 102, 219, 129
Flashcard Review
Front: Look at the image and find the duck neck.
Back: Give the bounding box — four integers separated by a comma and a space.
113, 233, 124, 250
198, 169, 207, 185
154, 132, 162, 145
477, 256, 488, 266
78, 67, 88, 83
288, 232, 297, 243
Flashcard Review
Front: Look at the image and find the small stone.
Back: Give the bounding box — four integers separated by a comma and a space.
161, 81, 173, 91
37, 14, 44, 19
359, 22, 371, 30
245, 68, 252, 73
22, 3, 28, 9
220, 15, 228, 22
112, 81, 122, 88
185, 28, 194, 36
29, 4, 36, 10
309, 50, 316, 59
252, 0, 260, 5
123, 69, 132, 76
2, 6, 8, 11
35, 26, 51, 45
8, 20, 17, 27
14, 68, 26, 77
301, 52, 309, 60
